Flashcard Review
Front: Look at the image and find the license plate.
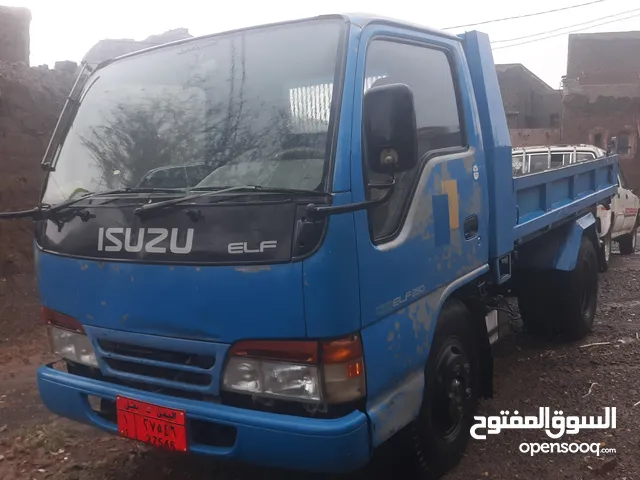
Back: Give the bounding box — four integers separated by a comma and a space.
116, 396, 187, 452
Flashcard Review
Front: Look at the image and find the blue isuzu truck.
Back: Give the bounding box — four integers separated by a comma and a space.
0, 13, 620, 479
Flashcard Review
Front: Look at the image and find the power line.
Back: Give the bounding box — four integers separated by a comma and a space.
443, 0, 607, 29
492, 6, 640, 43
493, 11, 640, 49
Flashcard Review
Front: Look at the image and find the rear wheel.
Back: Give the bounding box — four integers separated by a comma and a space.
518, 235, 598, 341
555, 236, 599, 340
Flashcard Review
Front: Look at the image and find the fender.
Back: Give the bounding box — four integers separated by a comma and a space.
363, 264, 489, 447
515, 212, 597, 272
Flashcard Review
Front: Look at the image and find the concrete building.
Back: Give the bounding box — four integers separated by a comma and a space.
496, 63, 562, 147
561, 31, 640, 189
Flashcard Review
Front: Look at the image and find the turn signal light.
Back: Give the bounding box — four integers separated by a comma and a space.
223, 335, 366, 404
41, 306, 85, 334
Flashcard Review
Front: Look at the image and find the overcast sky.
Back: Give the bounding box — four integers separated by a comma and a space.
5, 0, 640, 88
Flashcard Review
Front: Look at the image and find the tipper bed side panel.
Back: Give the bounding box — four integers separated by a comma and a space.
513, 155, 619, 243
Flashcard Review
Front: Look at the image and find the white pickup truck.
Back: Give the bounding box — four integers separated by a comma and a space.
512, 144, 639, 271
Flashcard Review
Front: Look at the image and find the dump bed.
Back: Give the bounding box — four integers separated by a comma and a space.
513, 154, 619, 245
461, 31, 619, 259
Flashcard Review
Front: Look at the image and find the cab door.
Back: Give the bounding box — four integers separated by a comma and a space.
349, 23, 490, 442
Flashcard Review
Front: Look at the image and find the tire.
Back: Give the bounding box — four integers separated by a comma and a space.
405, 299, 479, 479
599, 231, 612, 272
619, 223, 637, 255
553, 235, 599, 340
517, 269, 557, 336
518, 235, 598, 341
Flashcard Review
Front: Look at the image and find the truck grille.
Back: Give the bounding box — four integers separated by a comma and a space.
99, 340, 215, 369
96, 339, 217, 389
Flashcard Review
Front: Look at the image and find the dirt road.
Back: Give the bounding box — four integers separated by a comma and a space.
1, 250, 639, 480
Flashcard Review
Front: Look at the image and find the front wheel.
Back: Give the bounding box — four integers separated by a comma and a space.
409, 299, 479, 479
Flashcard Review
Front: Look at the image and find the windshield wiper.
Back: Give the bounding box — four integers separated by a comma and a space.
134, 185, 328, 216
40, 187, 185, 216
0, 187, 183, 220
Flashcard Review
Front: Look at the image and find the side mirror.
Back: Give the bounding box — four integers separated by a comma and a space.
363, 83, 418, 175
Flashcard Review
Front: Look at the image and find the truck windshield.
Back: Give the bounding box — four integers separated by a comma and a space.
40, 19, 345, 206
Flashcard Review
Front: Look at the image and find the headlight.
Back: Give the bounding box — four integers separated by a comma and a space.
42, 307, 98, 368
222, 335, 366, 404
47, 326, 98, 367
223, 358, 321, 401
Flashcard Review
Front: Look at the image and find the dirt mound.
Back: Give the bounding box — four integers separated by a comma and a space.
0, 62, 76, 277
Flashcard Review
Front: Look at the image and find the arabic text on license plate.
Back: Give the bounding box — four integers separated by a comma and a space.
116, 395, 187, 452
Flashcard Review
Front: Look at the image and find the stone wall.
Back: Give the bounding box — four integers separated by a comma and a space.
496, 64, 561, 129
0, 5, 197, 277
0, 6, 31, 64
510, 128, 562, 147
561, 95, 640, 190
0, 62, 76, 276
82, 28, 193, 67
567, 31, 640, 86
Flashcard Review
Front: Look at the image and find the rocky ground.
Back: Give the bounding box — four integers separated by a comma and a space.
0, 248, 639, 480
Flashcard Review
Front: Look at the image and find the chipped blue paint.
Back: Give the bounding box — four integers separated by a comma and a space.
367, 371, 424, 444
363, 265, 489, 446
303, 192, 361, 338
37, 364, 371, 473
350, 23, 489, 329
31, 14, 621, 474
433, 195, 451, 246
35, 247, 306, 342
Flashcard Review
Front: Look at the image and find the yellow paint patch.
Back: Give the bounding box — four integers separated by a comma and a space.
441, 179, 459, 230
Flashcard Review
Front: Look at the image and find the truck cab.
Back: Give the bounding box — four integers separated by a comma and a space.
21, 14, 619, 479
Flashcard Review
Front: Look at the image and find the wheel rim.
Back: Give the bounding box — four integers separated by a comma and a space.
431, 339, 472, 441
581, 253, 598, 320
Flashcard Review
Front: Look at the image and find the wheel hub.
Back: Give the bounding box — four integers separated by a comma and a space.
432, 342, 472, 440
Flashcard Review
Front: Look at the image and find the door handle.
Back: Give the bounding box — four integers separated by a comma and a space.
464, 215, 479, 240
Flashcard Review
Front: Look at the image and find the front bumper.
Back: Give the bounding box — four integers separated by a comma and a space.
37, 364, 371, 473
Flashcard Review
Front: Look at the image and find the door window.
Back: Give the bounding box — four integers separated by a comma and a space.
362, 39, 465, 242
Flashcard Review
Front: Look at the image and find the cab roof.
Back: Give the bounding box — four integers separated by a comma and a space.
93, 13, 461, 70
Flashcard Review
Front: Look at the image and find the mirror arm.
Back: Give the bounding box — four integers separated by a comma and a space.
306, 179, 395, 219
0, 208, 42, 220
